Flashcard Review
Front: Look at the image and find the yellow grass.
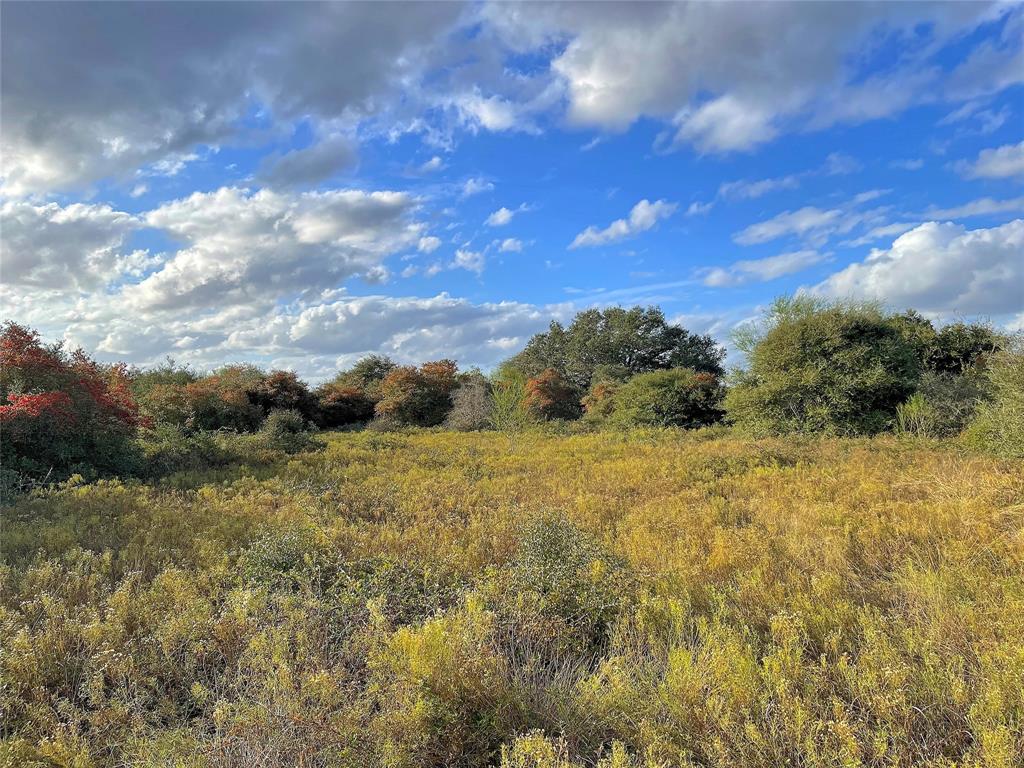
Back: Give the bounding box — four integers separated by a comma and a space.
1, 429, 1022, 767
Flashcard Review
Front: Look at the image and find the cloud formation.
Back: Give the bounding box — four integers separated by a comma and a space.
570, 199, 677, 249
813, 219, 1024, 316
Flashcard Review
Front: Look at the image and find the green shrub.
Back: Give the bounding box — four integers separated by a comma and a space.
257, 408, 321, 453
725, 297, 920, 435
963, 342, 1024, 457
607, 368, 724, 429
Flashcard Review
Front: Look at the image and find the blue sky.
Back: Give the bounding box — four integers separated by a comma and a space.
2, 1, 1022, 380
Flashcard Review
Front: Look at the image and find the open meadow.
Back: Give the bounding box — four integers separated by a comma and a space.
3, 429, 1022, 767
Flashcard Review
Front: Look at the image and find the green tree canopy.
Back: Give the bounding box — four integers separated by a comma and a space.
503, 306, 724, 390
725, 297, 922, 436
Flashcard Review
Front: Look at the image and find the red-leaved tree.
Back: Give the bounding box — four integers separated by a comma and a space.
1, 322, 143, 480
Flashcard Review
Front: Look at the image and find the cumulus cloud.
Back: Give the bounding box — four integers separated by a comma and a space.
488, 2, 1018, 152
418, 235, 442, 253
702, 250, 825, 287
570, 199, 677, 249
125, 186, 423, 311
256, 134, 357, 189
0, 2, 463, 194
955, 141, 1024, 179
499, 238, 523, 252
0, 200, 144, 290
452, 248, 485, 274
812, 219, 1024, 316
486, 207, 515, 226
460, 176, 495, 197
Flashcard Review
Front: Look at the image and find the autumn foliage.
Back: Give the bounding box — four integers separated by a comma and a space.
1, 322, 143, 479
524, 367, 582, 420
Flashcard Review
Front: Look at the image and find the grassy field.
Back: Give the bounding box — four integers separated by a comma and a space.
2, 429, 1022, 767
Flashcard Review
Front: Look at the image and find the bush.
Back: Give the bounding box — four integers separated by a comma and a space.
524, 368, 582, 421
375, 360, 459, 426
963, 342, 1024, 457
246, 370, 318, 421
896, 371, 989, 438
258, 409, 321, 453
725, 298, 920, 436
315, 382, 376, 427
0, 322, 143, 481
446, 376, 493, 431
607, 368, 724, 429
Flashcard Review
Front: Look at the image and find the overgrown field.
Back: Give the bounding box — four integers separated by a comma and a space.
2, 430, 1022, 767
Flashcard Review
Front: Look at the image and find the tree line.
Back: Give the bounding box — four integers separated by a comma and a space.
2, 298, 1021, 488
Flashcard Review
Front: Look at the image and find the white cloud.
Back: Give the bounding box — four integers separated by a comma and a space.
923, 196, 1024, 220
823, 152, 862, 176
570, 198, 677, 249
126, 186, 423, 312
890, 158, 924, 171
499, 238, 523, 252
702, 250, 825, 287
956, 141, 1024, 179
460, 176, 494, 197
452, 248, 485, 274
418, 155, 444, 173
672, 95, 778, 153
486, 207, 515, 226
718, 174, 800, 200
417, 235, 442, 253
733, 206, 842, 246
812, 219, 1024, 316
0, 200, 143, 290
686, 201, 714, 217
130, 183, 149, 198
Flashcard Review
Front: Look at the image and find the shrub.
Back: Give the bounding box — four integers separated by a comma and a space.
446, 376, 493, 431
315, 382, 375, 427
607, 368, 724, 429
581, 380, 620, 422
258, 409, 321, 453
0, 322, 143, 481
375, 360, 458, 426
246, 370, 318, 421
335, 354, 398, 397
896, 371, 990, 438
725, 297, 920, 435
524, 368, 583, 421
490, 373, 531, 436
962, 342, 1024, 457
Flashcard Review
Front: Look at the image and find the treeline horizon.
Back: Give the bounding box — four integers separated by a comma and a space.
2, 296, 1021, 491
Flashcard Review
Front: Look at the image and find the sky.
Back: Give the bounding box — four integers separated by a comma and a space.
1, 1, 1022, 381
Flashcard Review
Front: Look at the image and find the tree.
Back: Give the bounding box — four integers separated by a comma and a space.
725, 298, 921, 436
524, 368, 582, 420
0, 322, 143, 480
608, 369, 724, 428
890, 311, 1003, 374
504, 306, 724, 390
375, 360, 458, 426
332, 354, 398, 400
315, 383, 375, 427
445, 374, 493, 431
247, 370, 318, 421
